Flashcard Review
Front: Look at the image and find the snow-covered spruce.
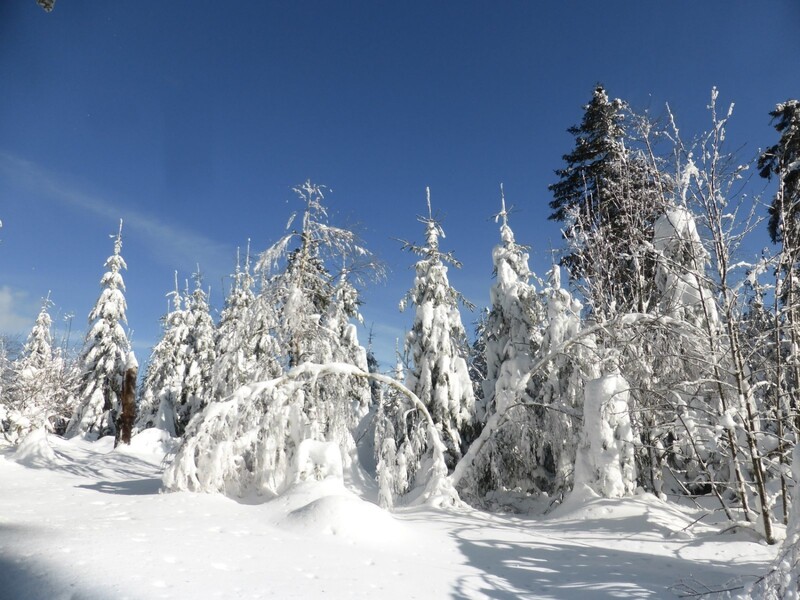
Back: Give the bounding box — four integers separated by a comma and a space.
251, 181, 374, 439
457, 190, 549, 504
649, 201, 724, 496
459, 264, 585, 504
381, 188, 476, 505
212, 244, 257, 400
531, 266, 585, 496
3, 296, 73, 440
573, 353, 636, 498
165, 182, 381, 498
135, 273, 190, 435
137, 271, 216, 438
163, 362, 458, 506
174, 272, 217, 435
549, 84, 666, 320
653, 204, 718, 324
65, 221, 131, 440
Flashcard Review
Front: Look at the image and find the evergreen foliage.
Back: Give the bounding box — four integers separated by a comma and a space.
137, 272, 217, 437
459, 189, 548, 504
3, 298, 73, 440
165, 181, 378, 496
393, 188, 477, 484
548, 85, 666, 318
212, 245, 257, 400
759, 99, 800, 246
136, 274, 190, 435
375, 190, 477, 505
65, 222, 131, 439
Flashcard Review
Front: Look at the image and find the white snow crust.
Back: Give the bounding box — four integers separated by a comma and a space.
0, 432, 780, 599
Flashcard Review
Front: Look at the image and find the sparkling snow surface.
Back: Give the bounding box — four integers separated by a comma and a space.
0, 431, 778, 599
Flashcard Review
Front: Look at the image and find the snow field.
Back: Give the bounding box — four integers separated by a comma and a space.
0, 431, 780, 599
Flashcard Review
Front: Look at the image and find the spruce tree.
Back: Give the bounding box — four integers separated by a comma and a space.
461, 189, 546, 503
533, 265, 585, 496
136, 274, 189, 435
400, 188, 476, 473
375, 348, 407, 509
139, 271, 216, 437
254, 181, 373, 433
254, 182, 374, 375
548, 85, 664, 318
758, 100, 800, 441
759, 100, 800, 247
165, 181, 379, 497
173, 271, 217, 435
213, 246, 257, 399
256, 182, 341, 369
66, 221, 131, 439
6, 297, 71, 439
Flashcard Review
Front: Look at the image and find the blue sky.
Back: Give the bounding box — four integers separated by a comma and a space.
1, 1, 798, 367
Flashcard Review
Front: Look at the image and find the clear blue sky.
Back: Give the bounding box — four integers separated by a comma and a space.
1, 1, 798, 367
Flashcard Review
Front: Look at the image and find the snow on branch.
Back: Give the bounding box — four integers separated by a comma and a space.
164, 362, 458, 507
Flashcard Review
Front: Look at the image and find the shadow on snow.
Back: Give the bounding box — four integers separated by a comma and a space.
410, 498, 768, 600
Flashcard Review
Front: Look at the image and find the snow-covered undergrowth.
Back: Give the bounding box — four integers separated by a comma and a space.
0, 430, 781, 599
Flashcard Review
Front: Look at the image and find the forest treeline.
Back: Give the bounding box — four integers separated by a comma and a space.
2, 86, 799, 597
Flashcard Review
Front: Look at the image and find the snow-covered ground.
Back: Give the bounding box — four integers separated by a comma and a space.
0, 431, 779, 599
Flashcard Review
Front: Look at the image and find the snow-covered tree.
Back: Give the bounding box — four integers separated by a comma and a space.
646, 201, 728, 498
165, 181, 380, 497
450, 264, 587, 503
137, 271, 217, 437
391, 188, 476, 491
3, 297, 72, 440
548, 88, 679, 498
66, 221, 131, 440
212, 245, 257, 400
758, 100, 800, 526
174, 271, 217, 434
549, 84, 666, 320
459, 190, 548, 504
573, 352, 636, 498
135, 274, 190, 435
375, 348, 406, 509
481, 190, 543, 415
676, 90, 777, 543
252, 181, 373, 442
532, 265, 585, 496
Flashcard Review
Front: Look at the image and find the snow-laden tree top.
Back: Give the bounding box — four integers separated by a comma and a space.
256, 180, 384, 288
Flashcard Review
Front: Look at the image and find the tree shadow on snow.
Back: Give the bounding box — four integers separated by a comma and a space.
0, 524, 106, 600
53, 449, 168, 497
11, 435, 168, 497
76, 476, 163, 496
416, 505, 768, 600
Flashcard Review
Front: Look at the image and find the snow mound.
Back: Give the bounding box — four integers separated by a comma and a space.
12, 428, 59, 468
277, 480, 407, 543
550, 487, 715, 541
283, 493, 407, 542
121, 427, 178, 456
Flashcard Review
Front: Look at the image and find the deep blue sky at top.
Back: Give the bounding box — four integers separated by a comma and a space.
1, 1, 798, 366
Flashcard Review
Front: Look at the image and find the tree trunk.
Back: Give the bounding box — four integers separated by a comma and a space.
115, 360, 138, 447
